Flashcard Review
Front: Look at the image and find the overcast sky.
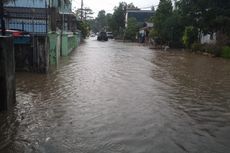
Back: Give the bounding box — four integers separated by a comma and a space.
72, 0, 160, 17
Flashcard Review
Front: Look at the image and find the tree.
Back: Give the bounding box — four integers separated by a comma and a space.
182, 26, 198, 48
152, 0, 173, 43
124, 17, 138, 41
105, 13, 112, 31
96, 10, 106, 31
77, 20, 90, 39
127, 3, 139, 10
177, 0, 230, 44
110, 2, 127, 37
83, 7, 93, 20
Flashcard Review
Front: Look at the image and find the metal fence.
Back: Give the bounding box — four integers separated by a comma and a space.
8, 19, 47, 35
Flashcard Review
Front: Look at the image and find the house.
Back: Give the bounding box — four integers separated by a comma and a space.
3, 0, 80, 72
125, 9, 154, 27
5, 0, 48, 35
138, 22, 154, 43
4, 0, 77, 35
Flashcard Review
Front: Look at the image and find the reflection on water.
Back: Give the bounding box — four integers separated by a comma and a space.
1, 39, 230, 153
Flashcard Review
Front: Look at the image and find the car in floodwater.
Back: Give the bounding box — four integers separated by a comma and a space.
97, 31, 108, 41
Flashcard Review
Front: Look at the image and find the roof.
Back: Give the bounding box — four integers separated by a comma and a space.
126, 10, 154, 13
5, 0, 46, 8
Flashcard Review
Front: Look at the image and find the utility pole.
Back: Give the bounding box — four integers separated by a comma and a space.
80, 0, 83, 20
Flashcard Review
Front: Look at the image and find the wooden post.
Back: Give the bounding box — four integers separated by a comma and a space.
0, 37, 16, 111
0, 1, 6, 36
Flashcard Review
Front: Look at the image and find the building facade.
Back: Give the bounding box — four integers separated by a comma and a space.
125, 9, 154, 27
4, 0, 77, 35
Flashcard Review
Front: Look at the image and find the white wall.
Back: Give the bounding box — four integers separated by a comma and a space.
200, 33, 216, 44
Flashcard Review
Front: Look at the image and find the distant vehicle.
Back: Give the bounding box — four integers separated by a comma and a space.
106, 32, 113, 39
97, 31, 108, 41
0, 29, 30, 37
90, 33, 96, 37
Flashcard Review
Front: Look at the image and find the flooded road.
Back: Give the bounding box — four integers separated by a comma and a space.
1, 38, 230, 153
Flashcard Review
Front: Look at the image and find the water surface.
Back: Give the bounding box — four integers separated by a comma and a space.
1, 38, 230, 153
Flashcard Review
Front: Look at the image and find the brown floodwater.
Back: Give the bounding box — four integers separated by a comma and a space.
1, 38, 230, 153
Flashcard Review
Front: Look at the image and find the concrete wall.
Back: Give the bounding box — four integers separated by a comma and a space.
201, 33, 216, 44
61, 33, 68, 56
32, 36, 49, 73
15, 36, 49, 73
48, 32, 61, 65
48, 31, 81, 64
61, 32, 79, 56
0, 37, 16, 111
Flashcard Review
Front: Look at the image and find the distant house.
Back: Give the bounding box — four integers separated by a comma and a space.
125, 9, 154, 27
200, 33, 216, 44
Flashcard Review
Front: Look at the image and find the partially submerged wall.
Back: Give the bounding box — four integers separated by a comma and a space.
15, 36, 49, 73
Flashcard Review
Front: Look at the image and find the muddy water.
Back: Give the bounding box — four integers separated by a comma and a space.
1, 38, 230, 153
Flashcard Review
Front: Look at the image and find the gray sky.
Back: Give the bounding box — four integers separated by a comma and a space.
72, 0, 159, 17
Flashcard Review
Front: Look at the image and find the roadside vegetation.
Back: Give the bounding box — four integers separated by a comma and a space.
152, 0, 230, 58
80, 0, 230, 58
89, 3, 126, 39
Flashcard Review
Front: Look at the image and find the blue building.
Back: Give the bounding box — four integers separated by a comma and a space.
3, 0, 80, 71
4, 0, 76, 35
4, 0, 48, 35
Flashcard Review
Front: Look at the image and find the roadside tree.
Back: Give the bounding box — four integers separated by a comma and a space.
124, 17, 138, 41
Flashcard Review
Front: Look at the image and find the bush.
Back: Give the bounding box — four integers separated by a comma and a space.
149, 29, 158, 39
124, 18, 138, 41
191, 43, 203, 52
182, 26, 198, 48
77, 21, 90, 39
221, 46, 230, 58
190, 43, 223, 56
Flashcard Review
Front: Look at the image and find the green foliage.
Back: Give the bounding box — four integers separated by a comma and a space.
124, 17, 138, 41
109, 2, 127, 37
177, 0, 230, 39
96, 10, 107, 31
221, 46, 230, 58
191, 43, 222, 56
127, 3, 139, 9
152, 0, 185, 47
89, 11, 112, 33
182, 26, 198, 48
89, 2, 127, 37
149, 29, 158, 39
77, 21, 90, 39
191, 43, 203, 52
